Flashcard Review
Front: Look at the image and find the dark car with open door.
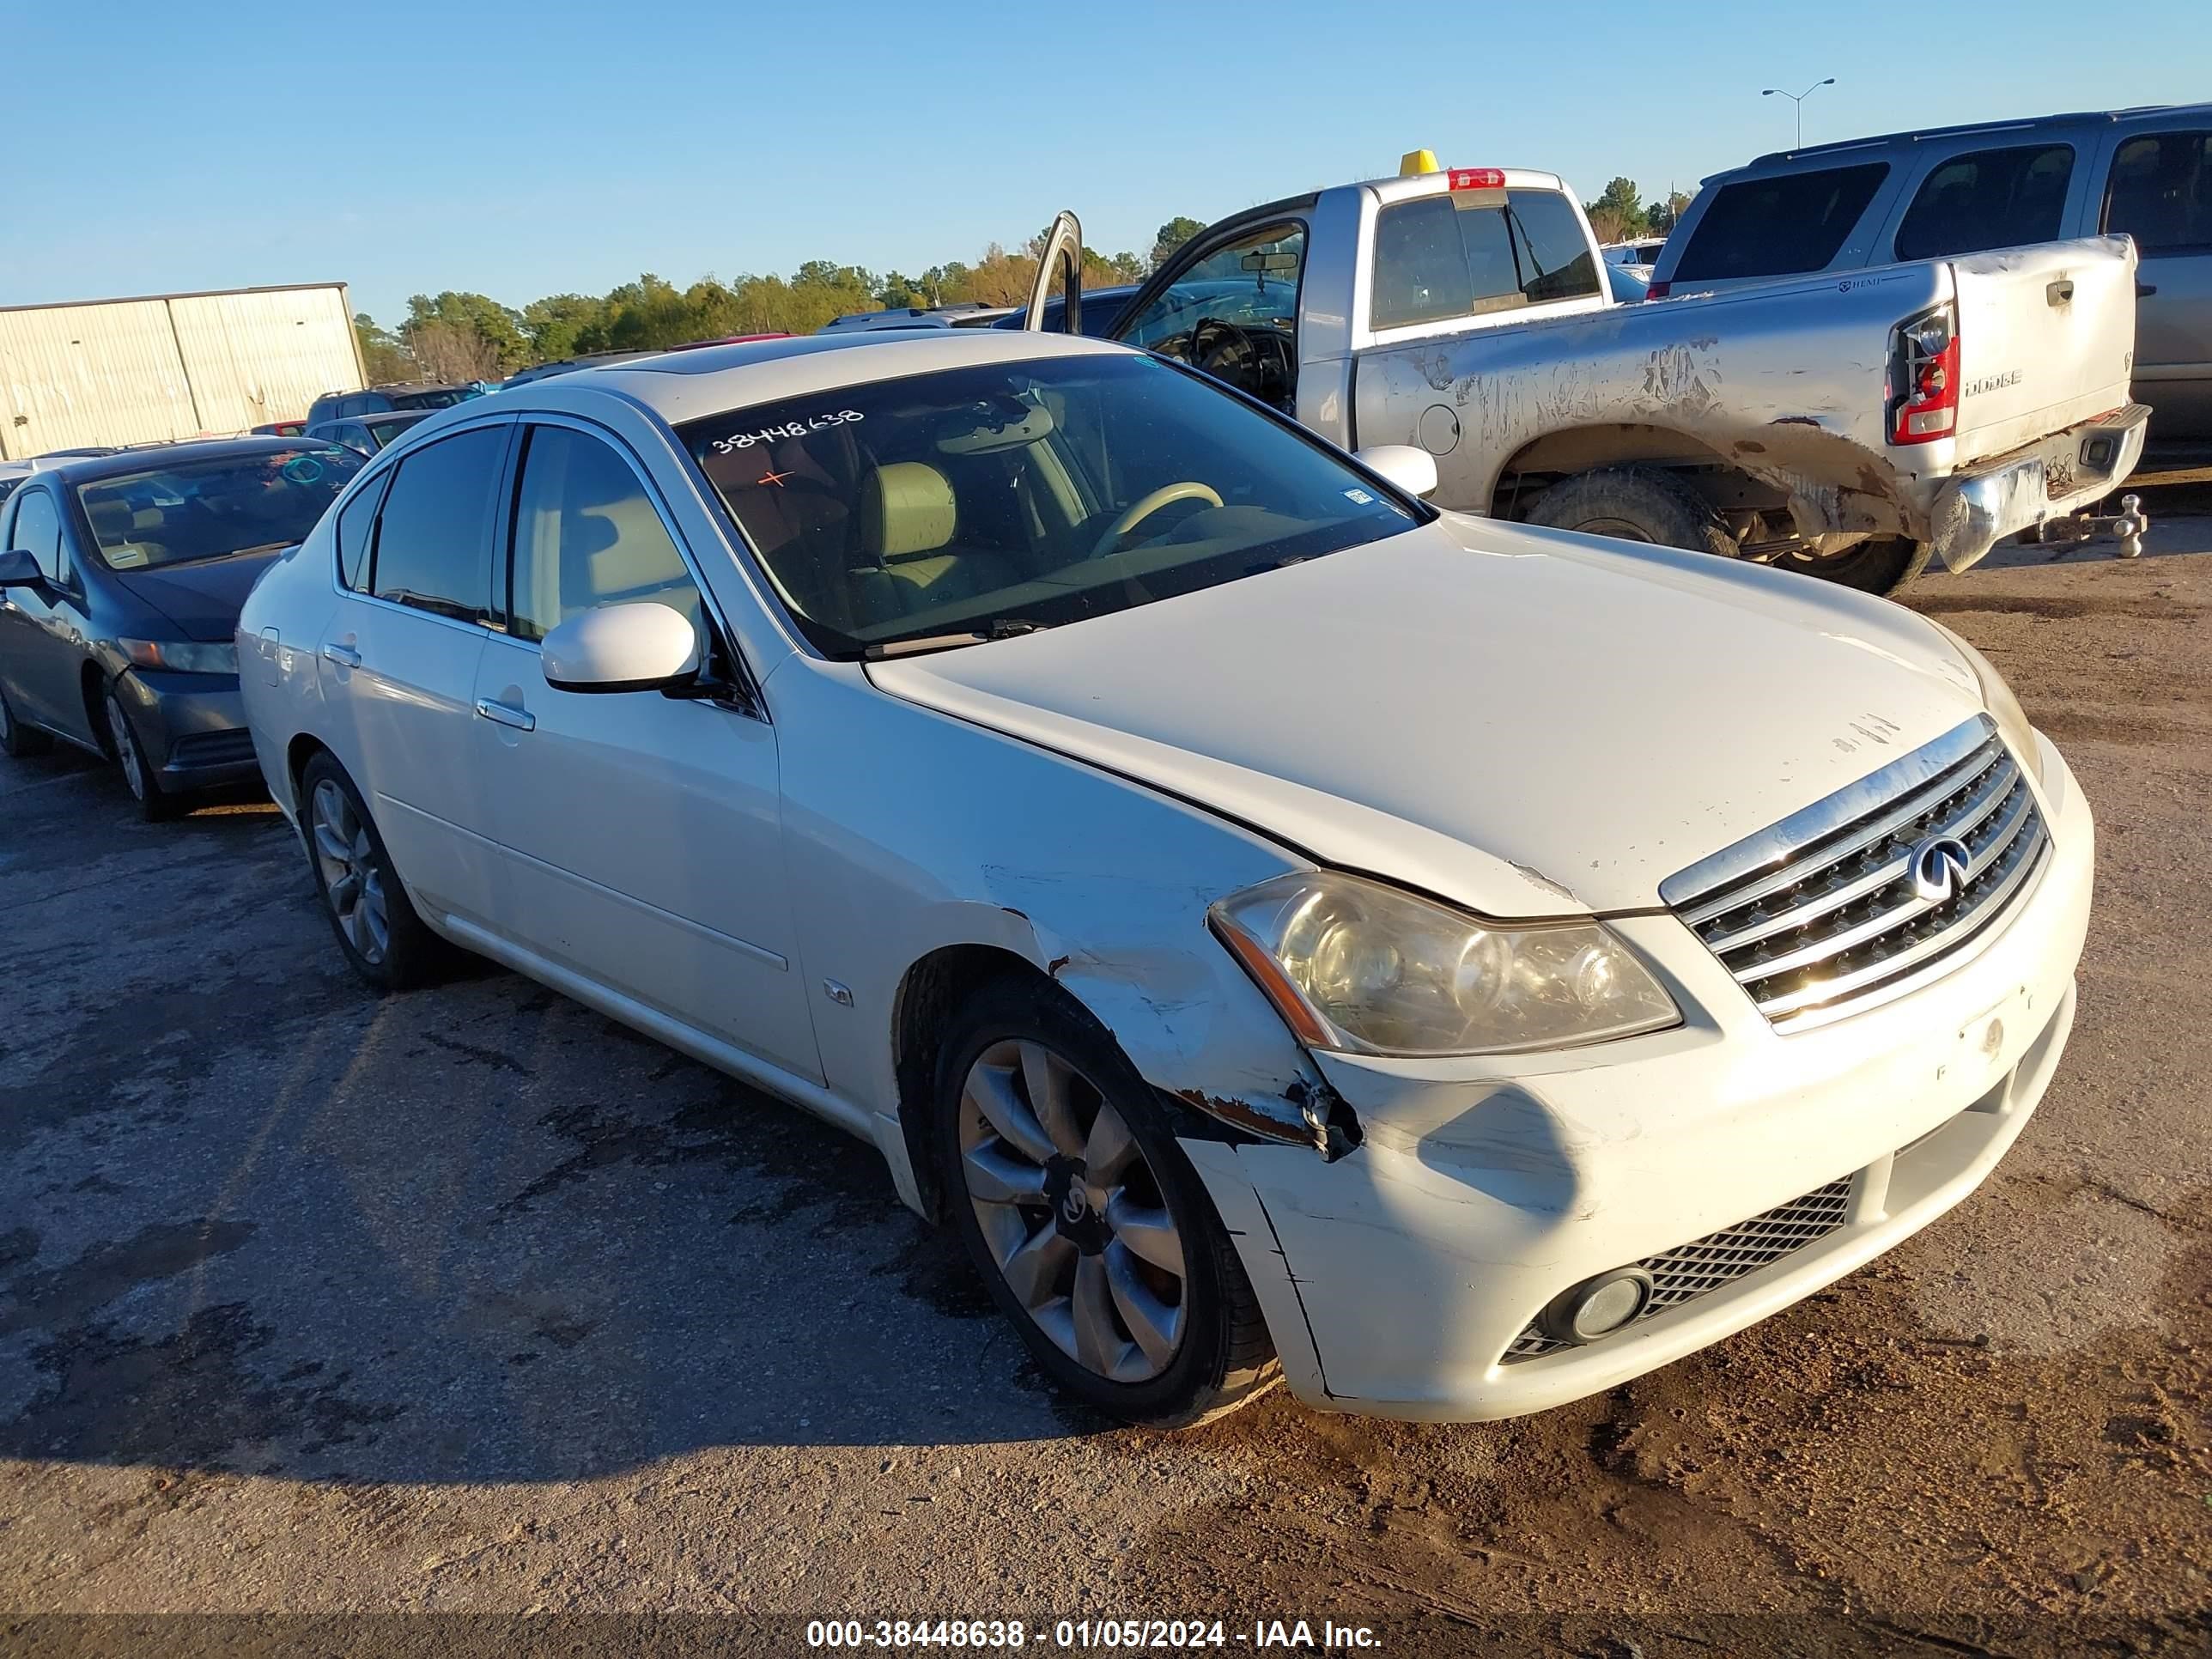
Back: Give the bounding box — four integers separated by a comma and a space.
0, 438, 363, 818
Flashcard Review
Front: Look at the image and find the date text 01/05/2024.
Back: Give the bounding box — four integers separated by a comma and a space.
803, 1619, 1383, 1650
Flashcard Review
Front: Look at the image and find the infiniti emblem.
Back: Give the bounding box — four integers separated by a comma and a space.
1910, 836, 1973, 903
1060, 1185, 1090, 1224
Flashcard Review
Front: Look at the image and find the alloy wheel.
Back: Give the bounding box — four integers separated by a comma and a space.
956, 1037, 1188, 1383
311, 779, 389, 965
107, 696, 147, 801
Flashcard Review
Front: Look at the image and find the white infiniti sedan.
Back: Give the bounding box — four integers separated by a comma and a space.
238, 330, 2092, 1426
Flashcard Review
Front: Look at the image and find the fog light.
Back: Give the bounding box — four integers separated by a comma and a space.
1540, 1267, 1656, 1345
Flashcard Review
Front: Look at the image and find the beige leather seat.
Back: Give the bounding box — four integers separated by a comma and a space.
850, 461, 1018, 629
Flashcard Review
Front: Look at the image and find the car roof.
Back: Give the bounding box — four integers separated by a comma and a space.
31, 434, 356, 485
526, 328, 1135, 425
1717, 101, 2212, 179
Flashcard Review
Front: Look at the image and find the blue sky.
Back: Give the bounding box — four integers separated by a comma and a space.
5, 0, 2208, 325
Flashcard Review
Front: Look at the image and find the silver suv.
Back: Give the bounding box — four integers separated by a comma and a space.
1654, 105, 2212, 443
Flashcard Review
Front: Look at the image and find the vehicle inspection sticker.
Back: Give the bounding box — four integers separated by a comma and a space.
1342, 487, 1375, 505
712, 410, 864, 454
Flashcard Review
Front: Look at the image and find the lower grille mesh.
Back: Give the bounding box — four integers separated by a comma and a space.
1503, 1176, 1855, 1362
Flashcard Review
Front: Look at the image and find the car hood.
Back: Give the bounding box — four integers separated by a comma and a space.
112, 546, 289, 642
866, 515, 1986, 918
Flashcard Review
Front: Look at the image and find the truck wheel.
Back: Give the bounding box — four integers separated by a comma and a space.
1771, 536, 1919, 595
1525, 466, 1736, 559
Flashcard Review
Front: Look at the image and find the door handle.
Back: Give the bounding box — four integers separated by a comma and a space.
2136, 283, 2158, 298
321, 641, 362, 668
474, 697, 535, 732
2046, 277, 2075, 306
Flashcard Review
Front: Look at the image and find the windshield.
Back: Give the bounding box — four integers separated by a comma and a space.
680, 353, 1420, 657
75, 447, 364, 571
393, 387, 476, 410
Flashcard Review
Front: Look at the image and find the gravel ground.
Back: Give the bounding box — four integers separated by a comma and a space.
3, 489, 2209, 1656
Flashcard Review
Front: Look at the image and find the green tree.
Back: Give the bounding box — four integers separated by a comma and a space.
520, 294, 608, 362
402, 291, 526, 376
352, 312, 413, 385
1644, 189, 1693, 235
1151, 216, 1206, 270
1582, 177, 1649, 244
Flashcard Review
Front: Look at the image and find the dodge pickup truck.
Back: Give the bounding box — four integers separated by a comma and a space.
1064, 155, 2149, 591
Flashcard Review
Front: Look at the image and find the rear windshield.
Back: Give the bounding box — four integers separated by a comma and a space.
392, 387, 475, 410
1370, 189, 1601, 330
1896, 144, 2075, 261
1673, 163, 1890, 282
75, 448, 363, 570
678, 353, 1418, 659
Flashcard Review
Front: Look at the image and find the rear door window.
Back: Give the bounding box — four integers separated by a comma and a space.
1370, 190, 1601, 330
368, 425, 507, 622
1895, 144, 2075, 260
335, 474, 386, 589
2104, 130, 2212, 254
1673, 163, 1890, 281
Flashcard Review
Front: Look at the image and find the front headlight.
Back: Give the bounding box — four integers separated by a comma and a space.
1210, 871, 1680, 1057
1925, 620, 2042, 786
119, 639, 238, 675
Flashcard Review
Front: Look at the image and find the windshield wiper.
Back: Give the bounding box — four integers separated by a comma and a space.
862, 619, 1049, 660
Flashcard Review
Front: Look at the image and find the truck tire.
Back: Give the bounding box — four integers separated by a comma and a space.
1525, 466, 1736, 559
1772, 536, 1919, 595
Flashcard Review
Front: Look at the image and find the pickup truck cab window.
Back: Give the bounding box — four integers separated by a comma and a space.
1370, 189, 1601, 331
1673, 162, 1890, 283
1894, 144, 2075, 262
1119, 222, 1304, 414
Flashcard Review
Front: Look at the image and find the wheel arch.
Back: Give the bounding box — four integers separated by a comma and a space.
1487, 422, 1736, 518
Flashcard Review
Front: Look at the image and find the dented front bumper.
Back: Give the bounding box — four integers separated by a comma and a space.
1179, 734, 2092, 1421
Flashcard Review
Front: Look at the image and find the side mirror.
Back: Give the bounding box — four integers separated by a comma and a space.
0, 549, 44, 589
1353, 445, 1439, 501
541, 602, 701, 694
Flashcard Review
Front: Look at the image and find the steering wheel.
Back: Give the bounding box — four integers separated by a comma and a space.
1090, 482, 1225, 558
1188, 317, 1297, 409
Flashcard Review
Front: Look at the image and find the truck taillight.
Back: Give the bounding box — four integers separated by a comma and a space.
1448, 167, 1506, 191
1889, 301, 1960, 444
1646, 280, 1671, 299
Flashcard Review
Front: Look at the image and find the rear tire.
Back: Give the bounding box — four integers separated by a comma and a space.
0, 681, 53, 757
1770, 535, 1919, 595
105, 689, 184, 822
1525, 465, 1736, 558
934, 975, 1279, 1429
299, 751, 450, 991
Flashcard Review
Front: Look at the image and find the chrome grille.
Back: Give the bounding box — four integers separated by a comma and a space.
1659, 716, 2050, 1032
1504, 1177, 1855, 1362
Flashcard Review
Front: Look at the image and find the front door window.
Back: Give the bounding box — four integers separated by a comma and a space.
1121, 222, 1304, 413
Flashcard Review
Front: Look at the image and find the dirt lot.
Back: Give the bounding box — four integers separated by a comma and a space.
3, 490, 2209, 1656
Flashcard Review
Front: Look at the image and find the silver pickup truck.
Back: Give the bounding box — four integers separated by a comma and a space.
1075, 159, 2149, 591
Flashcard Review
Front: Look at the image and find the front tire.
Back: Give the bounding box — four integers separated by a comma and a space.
106, 689, 183, 821
299, 751, 448, 990
934, 976, 1278, 1428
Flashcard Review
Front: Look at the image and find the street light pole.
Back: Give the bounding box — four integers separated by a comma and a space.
1761, 77, 1836, 149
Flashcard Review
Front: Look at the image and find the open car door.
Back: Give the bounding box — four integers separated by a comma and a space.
1022, 210, 1085, 334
